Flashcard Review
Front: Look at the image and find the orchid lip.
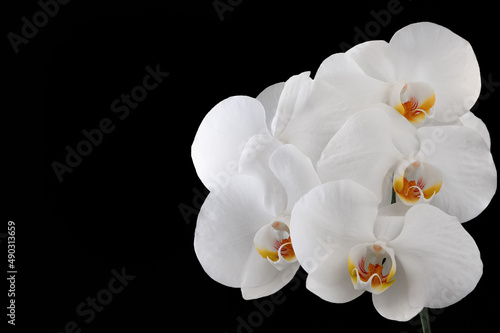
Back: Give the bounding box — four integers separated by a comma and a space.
347, 242, 396, 295
393, 159, 443, 205
254, 219, 297, 271
388, 81, 436, 125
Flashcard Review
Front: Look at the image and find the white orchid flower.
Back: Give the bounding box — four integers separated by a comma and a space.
192, 69, 357, 191
315, 22, 480, 126
192, 71, 337, 190
290, 179, 482, 321
194, 144, 320, 299
317, 104, 496, 222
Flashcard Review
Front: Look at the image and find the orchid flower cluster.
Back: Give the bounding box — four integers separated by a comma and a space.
191, 22, 496, 322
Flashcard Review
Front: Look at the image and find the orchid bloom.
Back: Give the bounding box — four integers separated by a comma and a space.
290, 180, 482, 321
317, 104, 496, 222
192, 70, 356, 191
194, 144, 320, 299
315, 22, 480, 126
192, 71, 341, 191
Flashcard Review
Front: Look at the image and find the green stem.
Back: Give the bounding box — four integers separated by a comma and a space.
391, 188, 396, 204
420, 308, 431, 333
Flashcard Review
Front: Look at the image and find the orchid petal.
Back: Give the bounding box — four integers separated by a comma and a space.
389, 205, 482, 309
382, 104, 420, 156
372, 260, 423, 321
256, 82, 285, 133
345, 40, 397, 83
269, 144, 321, 215
317, 107, 402, 202
238, 133, 286, 216
417, 126, 497, 222
192, 96, 268, 190
315, 52, 389, 112
241, 254, 299, 300
460, 111, 491, 149
194, 175, 273, 288
373, 213, 405, 243
290, 180, 379, 303
272, 71, 312, 137
275, 79, 353, 165
377, 201, 411, 218
306, 269, 364, 304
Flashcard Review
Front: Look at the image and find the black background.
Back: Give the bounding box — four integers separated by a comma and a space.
4, 0, 499, 332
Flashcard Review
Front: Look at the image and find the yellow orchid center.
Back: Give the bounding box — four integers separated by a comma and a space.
354, 247, 391, 287
254, 221, 297, 270
393, 161, 443, 205
364, 263, 384, 287
348, 243, 396, 294
258, 234, 295, 262
395, 177, 428, 204
392, 82, 436, 124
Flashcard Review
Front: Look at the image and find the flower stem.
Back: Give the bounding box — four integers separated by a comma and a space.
420, 308, 431, 333
391, 188, 396, 204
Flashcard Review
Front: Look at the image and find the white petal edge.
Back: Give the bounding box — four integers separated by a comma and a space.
241, 261, 300, 300
243, 221, 299, 298
256, 82, 285, 133
389, 204, 483, 309
345, 40, 397, 83
272, 71, 312, 137
372, 259, 423, 321
417, 125, 497, 222
192, 96, 269, 190
460, 111, 491, 149
194, 174, 273, 288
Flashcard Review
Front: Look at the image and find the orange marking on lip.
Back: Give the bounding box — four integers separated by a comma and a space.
395, 176, 442, 203
395, 93, 436, 123
395, 178, 422, 203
